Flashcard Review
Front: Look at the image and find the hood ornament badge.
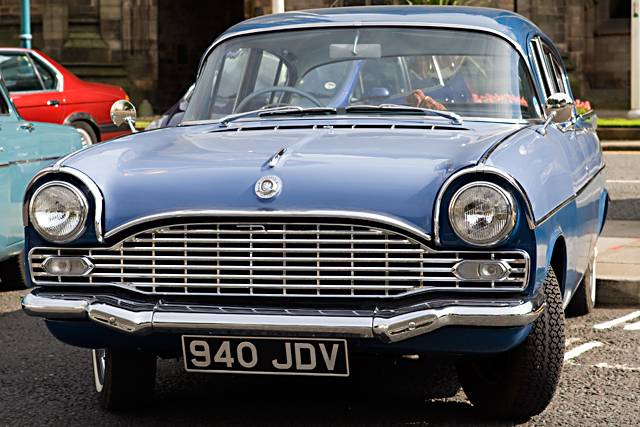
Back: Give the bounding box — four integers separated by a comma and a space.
255, 175, 282, 199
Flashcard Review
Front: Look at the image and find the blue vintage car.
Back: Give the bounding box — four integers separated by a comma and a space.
21, 6, 607, 419
0, 75, 82, 289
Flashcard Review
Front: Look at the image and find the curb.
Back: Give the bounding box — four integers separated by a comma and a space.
597, 277, 640, 306
601, 142, 640, 151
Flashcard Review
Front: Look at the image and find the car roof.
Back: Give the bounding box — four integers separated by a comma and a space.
221, 6, 544, 48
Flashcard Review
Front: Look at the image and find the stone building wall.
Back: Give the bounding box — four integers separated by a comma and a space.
0, 0, 632, 111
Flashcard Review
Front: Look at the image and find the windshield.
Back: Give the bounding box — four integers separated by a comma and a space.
184, 27, 542, 123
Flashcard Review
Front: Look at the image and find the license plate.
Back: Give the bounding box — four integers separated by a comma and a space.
182, 335, 349, 377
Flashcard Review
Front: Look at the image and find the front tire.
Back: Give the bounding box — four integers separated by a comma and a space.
457, 267, 565, 420
0, 253, 28, 290
566, 248, 597, 317
92, 348, 157, 410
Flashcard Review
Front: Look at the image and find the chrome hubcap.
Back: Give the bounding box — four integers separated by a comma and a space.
92, 349, 106, 392
75, 128, 93, 148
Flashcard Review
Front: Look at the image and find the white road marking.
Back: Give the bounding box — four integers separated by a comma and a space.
623, 320, 640, 331
564, 341, 603, 361
606, 180, 640, 184
593, 311, 640, 330
594, 362, 640, 372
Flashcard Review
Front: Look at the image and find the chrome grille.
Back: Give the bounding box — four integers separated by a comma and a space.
29, 222, 529, 297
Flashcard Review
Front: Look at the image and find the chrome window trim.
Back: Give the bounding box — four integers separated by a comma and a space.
29, 50, 64, 92
448, 181, 517, 247
29, 180, 89, 244
23, 165, 104, 242
195, 22, 545, 121
0, 49, 64, 93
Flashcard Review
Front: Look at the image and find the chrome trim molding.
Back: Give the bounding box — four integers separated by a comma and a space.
433, 165, 536, 245
197, 22, 545, 119
535, 162, 606, 227
22, 290, 545, 343
448, 181, 517, 247
434, 162, 606, 244
1, 49, 65, 93
22, 165, 104, 242
29, 180, 89, 244
0, 155, 59, 169
103, 210, 432, 242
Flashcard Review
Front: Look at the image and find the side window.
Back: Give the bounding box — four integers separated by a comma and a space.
0, 53, 42, 92
531, 37, 569, 98
31, 56, 57, 90
542, 44, 567, 95
254, 51, 288, 91
213, 48, 250, 113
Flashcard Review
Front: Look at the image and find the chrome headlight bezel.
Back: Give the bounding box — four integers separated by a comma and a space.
448, 181, 517, 247
29, 181, 89, 243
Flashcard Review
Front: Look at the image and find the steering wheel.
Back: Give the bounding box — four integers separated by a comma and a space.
235, 86, 323, 112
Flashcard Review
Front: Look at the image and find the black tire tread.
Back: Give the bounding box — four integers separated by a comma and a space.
99, 348, 157, 410
458, 267, 565, 420
0, 253, 28, 290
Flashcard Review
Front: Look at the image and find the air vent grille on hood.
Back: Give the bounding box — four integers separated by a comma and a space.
209, 123, 468, 133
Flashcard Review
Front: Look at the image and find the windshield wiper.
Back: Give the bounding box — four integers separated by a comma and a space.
217, 106, 336, 127
344, 103, 463, 125
258, 107, 337, 118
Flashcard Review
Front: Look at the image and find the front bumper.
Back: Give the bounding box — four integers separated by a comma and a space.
22, 289, 545, 343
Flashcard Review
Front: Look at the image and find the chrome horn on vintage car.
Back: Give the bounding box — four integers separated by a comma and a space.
110, 100, 138, 133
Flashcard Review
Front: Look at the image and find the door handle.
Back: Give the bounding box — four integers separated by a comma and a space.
47, 99, 60, 106
18, 123, 35, 133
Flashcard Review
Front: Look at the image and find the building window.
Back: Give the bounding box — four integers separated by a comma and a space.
609, 0, 631, 19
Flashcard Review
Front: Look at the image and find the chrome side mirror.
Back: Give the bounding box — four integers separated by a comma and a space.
110, 100, 137, 133
544, 93, 574, 123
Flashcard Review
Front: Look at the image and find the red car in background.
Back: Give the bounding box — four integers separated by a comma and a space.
0, 48, 130, 146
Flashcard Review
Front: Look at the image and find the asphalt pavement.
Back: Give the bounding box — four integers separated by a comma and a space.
603, 150, 640, 220
1, 289, 638, 426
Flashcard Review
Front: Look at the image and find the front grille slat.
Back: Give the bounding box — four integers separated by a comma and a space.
30, 221, 529, 297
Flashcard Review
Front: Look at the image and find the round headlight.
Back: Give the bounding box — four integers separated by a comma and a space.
448, 182, 516, 246
29, 181, 88, 243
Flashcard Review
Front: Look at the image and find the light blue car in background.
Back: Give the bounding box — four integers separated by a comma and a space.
0, 75, 82, 289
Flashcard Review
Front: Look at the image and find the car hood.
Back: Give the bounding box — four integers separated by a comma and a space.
62, 119, 526, 237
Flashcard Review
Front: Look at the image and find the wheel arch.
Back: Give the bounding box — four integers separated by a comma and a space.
548, 235, 567, 296
64, 112, 101, 141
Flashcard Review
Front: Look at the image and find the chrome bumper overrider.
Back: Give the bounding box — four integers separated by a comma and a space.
21, 291, 545, 343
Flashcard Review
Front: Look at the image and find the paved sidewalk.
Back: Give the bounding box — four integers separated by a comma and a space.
597, 220, 640, 305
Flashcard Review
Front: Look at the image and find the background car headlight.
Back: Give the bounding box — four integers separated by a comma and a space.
29, 181, 88, 243
448, 182, 516, 246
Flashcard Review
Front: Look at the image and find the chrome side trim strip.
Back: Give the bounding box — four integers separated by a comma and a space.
0, 155, 59, 169
196, 22, 545, 118
534, 163, 606, 227
21, 290, 545, 343
22, 165, 105, 242
103, 210, 432, 242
